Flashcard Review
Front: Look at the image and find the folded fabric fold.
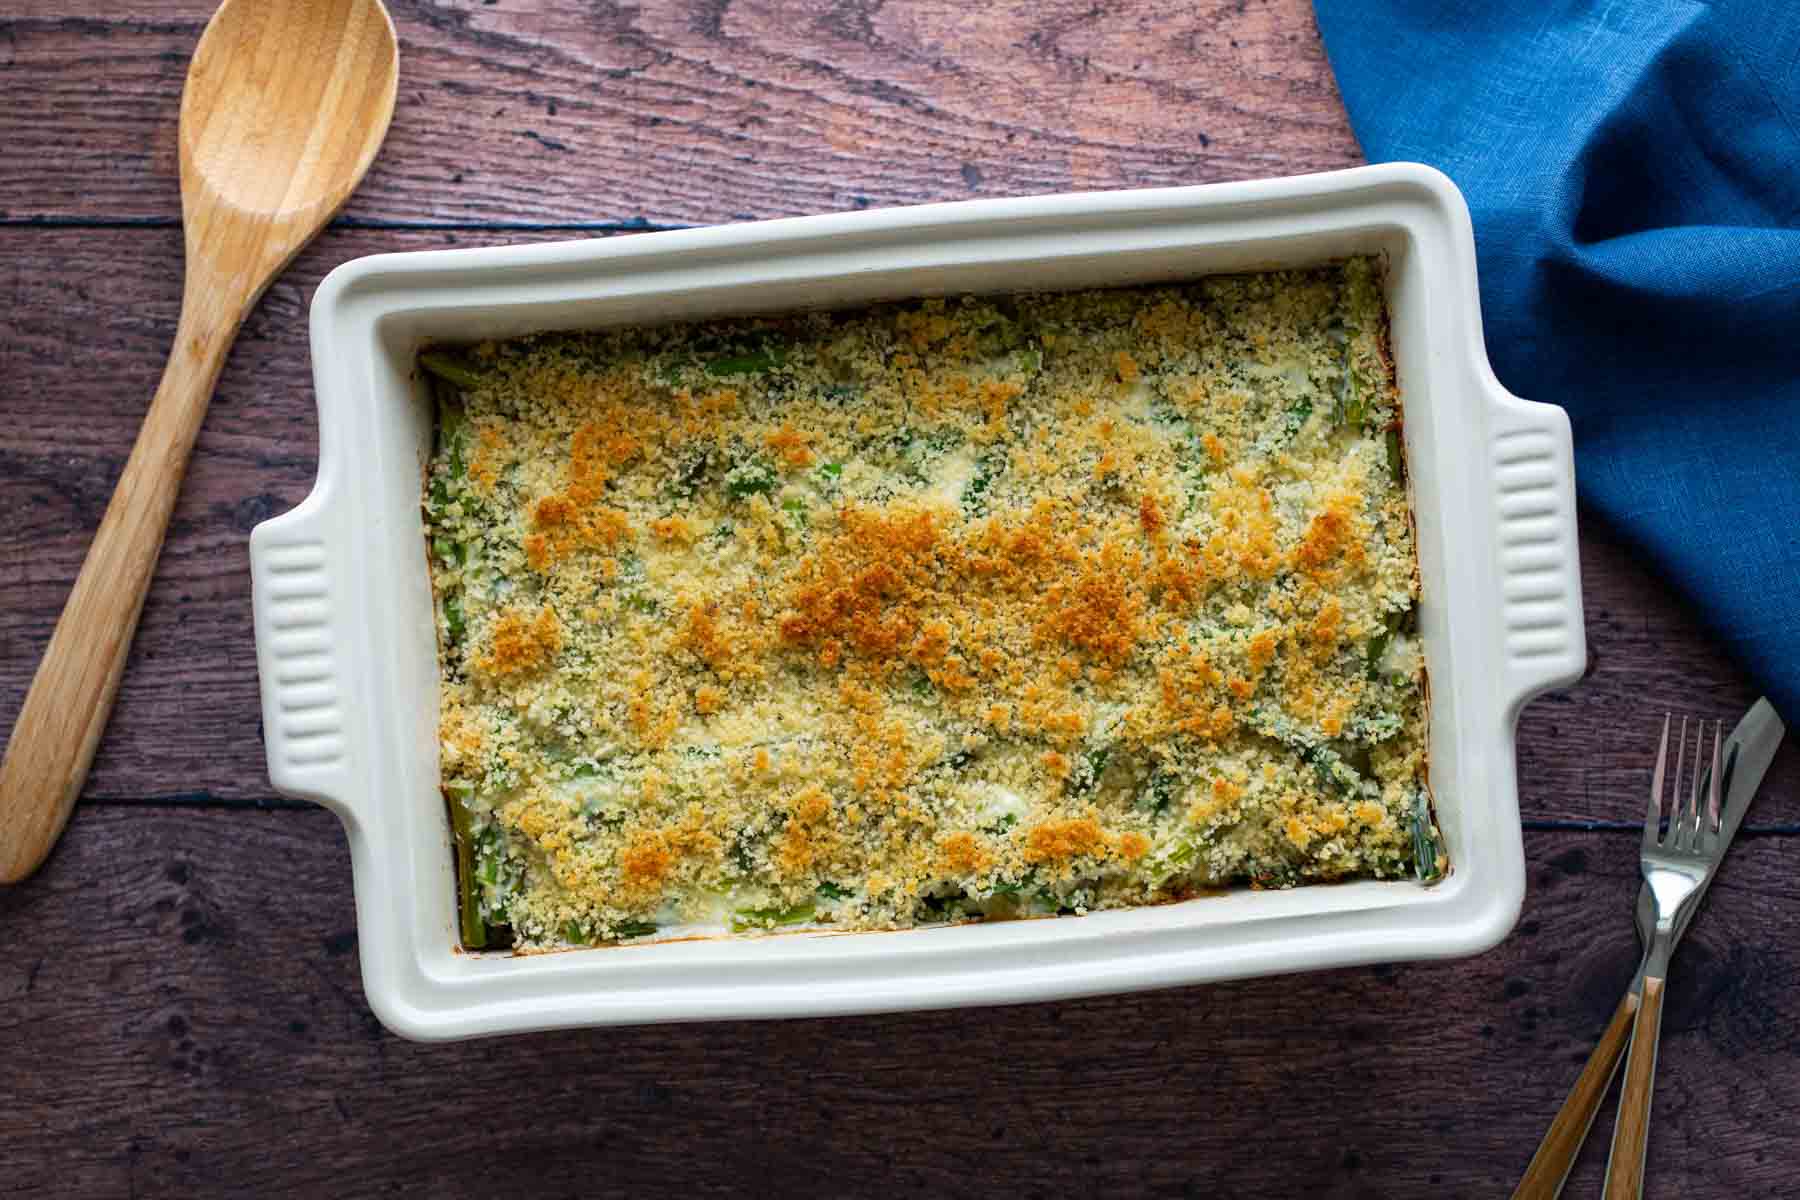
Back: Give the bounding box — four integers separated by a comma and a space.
1314, 0, 1800, 717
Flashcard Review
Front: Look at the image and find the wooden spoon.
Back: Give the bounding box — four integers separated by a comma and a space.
0, 0, 398, 883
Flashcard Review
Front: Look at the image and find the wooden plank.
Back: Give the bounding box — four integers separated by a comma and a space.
0, 806, 1793, 1197
0, 226, 564, 803
0, 0, 1361, 226
2, 226, 1796, 819
6, 6, 1792, 1197
1518, 524, 1800, 827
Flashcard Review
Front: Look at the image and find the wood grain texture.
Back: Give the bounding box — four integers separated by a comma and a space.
1512, 989, 1637, 1199
3, 226, 1797, 820
0, 0, 399, 881
0, 0, 1361, 227
2, 2, 1797, 1195
0, 226, 566, 805
1604, 974, 1667, 1199
1, 808, 1796, 1198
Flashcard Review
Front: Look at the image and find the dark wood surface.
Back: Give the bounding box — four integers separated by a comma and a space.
1, 2, 1794, 1196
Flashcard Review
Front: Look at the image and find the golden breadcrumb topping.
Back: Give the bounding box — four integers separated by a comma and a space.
423, 259, 1436, 951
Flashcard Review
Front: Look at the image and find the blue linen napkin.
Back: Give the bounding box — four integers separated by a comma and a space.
1313, 0, 1800, 718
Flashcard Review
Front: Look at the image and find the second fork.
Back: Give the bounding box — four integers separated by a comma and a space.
1602, 716, 1723, 1199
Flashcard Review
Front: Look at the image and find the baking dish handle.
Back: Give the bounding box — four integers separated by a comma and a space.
1485, 384, 1587, 720
249, 485, 356, 822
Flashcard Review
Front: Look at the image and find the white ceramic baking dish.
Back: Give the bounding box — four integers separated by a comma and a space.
250, 163, 1584, 1041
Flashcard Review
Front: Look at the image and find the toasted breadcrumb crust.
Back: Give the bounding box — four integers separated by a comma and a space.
425, 259, 1432, 949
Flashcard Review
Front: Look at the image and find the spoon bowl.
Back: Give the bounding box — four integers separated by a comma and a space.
183, 0, 396, 226
0, 0, 399, 883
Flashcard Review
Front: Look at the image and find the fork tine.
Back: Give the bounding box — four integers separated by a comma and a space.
1683, 718, 1714, 849
1694, 719, 1708, 845
1673, 716, 1696, 849
1688, 719, 1704, 846
1645, 713, 1671, 851
1671, 715, 1690, 846
1707, 719, 1724, 843
1685, 720, 1700, 846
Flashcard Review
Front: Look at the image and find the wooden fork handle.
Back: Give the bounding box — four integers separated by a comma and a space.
1604, 974, 1668, 1199
1512, 989, 1640, 1199
0, 293, 239, 883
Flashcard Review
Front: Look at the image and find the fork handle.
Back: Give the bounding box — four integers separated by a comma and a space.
1604, 974, 1668, 1199
1512, 989, 1639, 1199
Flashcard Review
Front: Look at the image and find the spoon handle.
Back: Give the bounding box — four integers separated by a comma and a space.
0, 291, 239, 882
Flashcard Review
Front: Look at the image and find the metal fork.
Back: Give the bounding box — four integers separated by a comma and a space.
1601, 716, 1723, 1199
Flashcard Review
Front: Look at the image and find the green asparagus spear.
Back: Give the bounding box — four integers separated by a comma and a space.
445, 784, 487, 950
420, 349, 486, 390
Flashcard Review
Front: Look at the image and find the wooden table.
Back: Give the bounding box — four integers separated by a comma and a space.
3, 3, 1795, 1195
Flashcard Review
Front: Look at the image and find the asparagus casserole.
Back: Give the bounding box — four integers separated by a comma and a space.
420, 258, 1438, 951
